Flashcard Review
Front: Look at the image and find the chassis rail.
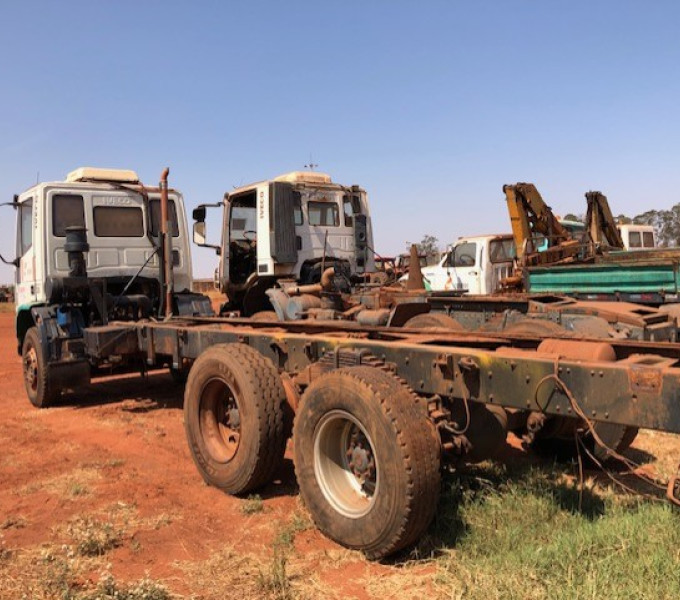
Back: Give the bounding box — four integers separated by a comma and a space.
84, 316, 680, 435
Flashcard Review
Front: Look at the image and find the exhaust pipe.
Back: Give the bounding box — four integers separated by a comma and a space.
406, 243, 425, 290
159, 167, 173, 318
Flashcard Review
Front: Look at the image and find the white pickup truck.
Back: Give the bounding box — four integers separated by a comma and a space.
416, 234, 515, 294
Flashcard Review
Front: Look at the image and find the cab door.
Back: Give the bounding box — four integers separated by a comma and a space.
15, 195, 38, 306
449, 241, 481, 294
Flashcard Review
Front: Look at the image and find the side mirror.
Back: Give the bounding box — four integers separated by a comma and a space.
192, 206, 206, 222
192, 202, 223, 253
193, 221, 207, 246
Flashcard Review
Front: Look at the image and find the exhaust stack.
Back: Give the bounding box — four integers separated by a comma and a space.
406, 244, 425, 290
159, 167, 173, 318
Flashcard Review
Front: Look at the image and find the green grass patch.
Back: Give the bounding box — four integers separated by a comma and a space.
417, 463, 680, 599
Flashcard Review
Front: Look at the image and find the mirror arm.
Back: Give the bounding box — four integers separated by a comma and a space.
0, 253, 19, 267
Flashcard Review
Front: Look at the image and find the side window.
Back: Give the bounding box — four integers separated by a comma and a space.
343, 197, 353, 227
53, 194, 85, 237
308, 201, 339, 227
628, 231, 642, 248
449, 242, 477, 267
489, 239, 516, 263
293, 192, 303, 226
93, 206, 144, 237
643, 231, 655, 248
19, 199, 33, 255
149, 199, 180, 237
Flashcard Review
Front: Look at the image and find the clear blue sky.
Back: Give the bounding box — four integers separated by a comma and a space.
1, 1, 679, 282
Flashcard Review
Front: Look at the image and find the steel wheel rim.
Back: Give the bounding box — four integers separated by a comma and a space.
199, 378, 241, 463
24, 346, 38, 393
313, 410, 378, 518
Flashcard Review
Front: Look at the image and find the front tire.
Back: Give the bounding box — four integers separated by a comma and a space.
293, 367, 441, 559
183, 343, 288, 494
22, 327, 60, 408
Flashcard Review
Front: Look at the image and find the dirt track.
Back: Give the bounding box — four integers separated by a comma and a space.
1, 310, 679, 598
0, 311, 381, 598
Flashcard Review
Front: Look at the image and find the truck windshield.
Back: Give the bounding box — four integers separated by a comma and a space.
94, 206, 144, 237
308, 201, 339, 227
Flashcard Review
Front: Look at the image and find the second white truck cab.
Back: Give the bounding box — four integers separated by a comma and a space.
617, 224, 656, 250
194, 170, 375, 315
418, 234, 515, 294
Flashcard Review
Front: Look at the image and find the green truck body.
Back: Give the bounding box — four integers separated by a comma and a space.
526, 249, 680, 303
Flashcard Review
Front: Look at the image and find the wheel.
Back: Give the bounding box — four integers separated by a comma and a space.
503, 319, 567, 336
22, 327, 60, 408
293, 367, 441, 559
531, 339, 638, 462
250, 310, 279, 322
183, 343, 288, 494
404, 313, 464, 330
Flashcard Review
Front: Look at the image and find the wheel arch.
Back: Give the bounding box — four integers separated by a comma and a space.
15, 307, 36, 355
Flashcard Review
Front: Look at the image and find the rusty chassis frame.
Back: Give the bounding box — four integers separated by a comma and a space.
84, 315, 680, 436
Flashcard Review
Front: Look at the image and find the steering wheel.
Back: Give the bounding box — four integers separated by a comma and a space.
457, 254, 475, 266
242, 230, 257, 242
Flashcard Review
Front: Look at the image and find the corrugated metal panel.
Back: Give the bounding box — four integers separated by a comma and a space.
527, 263, 679, 293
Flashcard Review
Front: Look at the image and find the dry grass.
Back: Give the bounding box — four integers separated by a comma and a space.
177, 501, 344, 600
0, 543, 172, 599
0, 499, 180, 599
241, 494, 265, 515
17, 465, 102, 498
66, 516, 124, 556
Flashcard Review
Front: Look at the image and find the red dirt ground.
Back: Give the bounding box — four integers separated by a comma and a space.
0, 311, 386, 598
1, 310, 678, 598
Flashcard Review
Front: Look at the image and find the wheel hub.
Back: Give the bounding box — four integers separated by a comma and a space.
346, 429, 375, 491
199, 379, 241, 463
24, 347, 38, 392
314, 410, 379, 518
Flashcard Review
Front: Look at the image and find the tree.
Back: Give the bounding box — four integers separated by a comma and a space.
632, 205, 680, 247
562, 213, 582, 222
406, 235, 440, 255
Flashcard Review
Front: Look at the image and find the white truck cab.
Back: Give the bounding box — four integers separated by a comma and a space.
616, 224, 656, 250
194, 171, 375, 315
418, 234, 515, 294
13, 167, 193, 342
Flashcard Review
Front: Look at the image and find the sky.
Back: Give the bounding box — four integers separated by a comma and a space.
1, 0, 680, 283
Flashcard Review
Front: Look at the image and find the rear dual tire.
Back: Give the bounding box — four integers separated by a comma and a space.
293, 367, 441, 559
